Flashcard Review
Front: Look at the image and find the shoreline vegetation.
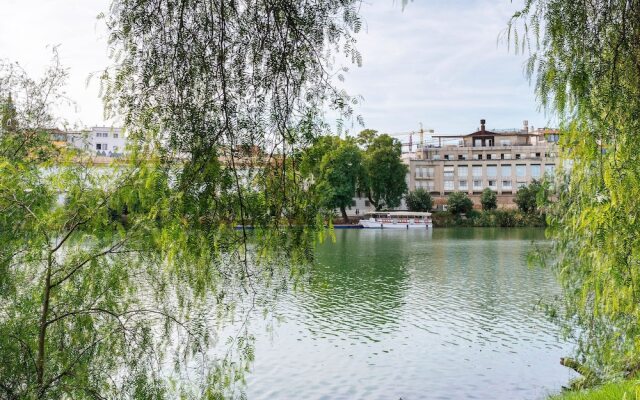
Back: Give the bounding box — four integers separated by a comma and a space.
551, 380, 640, 400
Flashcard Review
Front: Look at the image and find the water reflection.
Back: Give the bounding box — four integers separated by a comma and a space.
245, 228, 573, 400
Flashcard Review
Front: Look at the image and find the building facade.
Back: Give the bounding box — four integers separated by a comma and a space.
409, 120, 559, 209
67, 126, 126, 157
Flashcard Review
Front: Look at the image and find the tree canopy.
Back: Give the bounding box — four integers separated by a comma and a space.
360, 133, 408, 210
447, 192, 473, 215
480, 188, 497, 211
511, 0, 640, 378
315, 138, 363, 223
406, 188, 433, 212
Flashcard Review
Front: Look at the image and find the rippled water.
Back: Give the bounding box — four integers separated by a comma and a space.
243, 228, 574, 399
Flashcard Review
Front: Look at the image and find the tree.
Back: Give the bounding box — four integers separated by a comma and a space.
406, 188, 432, 212
447, 192, 473, 215
510, 0, 640, 378
513, 180, 545, 214
361, 133, 408, 210
480, 188, 497, 211
312, 138, 362, 223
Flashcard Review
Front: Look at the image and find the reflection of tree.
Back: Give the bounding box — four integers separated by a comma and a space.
302, 230, 415, 339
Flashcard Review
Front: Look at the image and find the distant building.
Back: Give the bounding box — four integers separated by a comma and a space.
67, 126, 126, 157
408, 119, 560, 209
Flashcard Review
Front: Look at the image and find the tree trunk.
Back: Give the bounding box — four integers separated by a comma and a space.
340, 206, 349, 224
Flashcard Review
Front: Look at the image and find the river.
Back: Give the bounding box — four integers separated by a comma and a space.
240, 228, 574, 399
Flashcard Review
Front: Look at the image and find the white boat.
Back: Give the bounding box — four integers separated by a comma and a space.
359, 211, 433, 229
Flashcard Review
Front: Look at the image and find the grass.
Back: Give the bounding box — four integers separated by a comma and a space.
551, 381, 640, 399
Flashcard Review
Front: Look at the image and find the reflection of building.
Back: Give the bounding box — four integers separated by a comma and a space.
67, 127, 126, 157
408, 120, 560, 209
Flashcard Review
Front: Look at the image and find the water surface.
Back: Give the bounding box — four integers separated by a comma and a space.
245, 228, 573, 399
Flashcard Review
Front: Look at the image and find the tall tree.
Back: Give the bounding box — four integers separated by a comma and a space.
361, 133, 408, 210
316, 139, 363, 223
511, 0, 640, 377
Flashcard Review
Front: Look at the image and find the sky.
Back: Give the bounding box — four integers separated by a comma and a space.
0, 0, 554, 136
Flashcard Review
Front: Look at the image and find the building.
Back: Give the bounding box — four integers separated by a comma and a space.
67, 126, 126, 157
409, 119, 560, 209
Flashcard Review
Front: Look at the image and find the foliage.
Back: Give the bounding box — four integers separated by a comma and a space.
511, 0, 640, 378
405, 188, 432, 212
514, 180, 547, 214
431, 209, 546, 228
314, 138, 363, 222
360, 133, 408, 210
550, 380, 640, 400
447, 192, 473, 215
480, 188, 497, 211
0, 2, 368, 393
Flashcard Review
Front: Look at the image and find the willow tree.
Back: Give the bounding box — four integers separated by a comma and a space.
2, 0, 366, 397
511, 0, 640, 379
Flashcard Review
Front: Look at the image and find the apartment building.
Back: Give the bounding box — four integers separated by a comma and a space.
409, 119, 559, 209
67, 126, 126, 157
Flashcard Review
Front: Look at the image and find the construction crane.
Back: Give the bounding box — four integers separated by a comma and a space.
385, 123, 434, 153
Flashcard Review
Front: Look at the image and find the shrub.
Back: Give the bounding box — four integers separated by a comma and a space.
480, 188, 497, 210
405, 188, 433, 212
447, 191, 473, 215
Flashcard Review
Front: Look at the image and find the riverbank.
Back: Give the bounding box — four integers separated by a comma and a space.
432, 210, 546, 228
551, 380, 639, 399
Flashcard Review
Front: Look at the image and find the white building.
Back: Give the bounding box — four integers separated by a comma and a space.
68, 126, 126, 157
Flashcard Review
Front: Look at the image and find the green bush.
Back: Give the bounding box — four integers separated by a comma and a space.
405, 188, 433, 212
447, 192, 473, 215
480, 188, 497, 210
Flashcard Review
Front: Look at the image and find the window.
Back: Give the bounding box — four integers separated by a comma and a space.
113, 133, 119, 138
96, 143, 108, 150
365, 200, 371, 207
517, 181, 527, 188
459, 180, 468, 189
478, 154, 483, 160
473, 179, 483, 189
503, 154, 512, 160
432, 154, 440, 160
444, 181, 454, 191
487, 154, 492, 160
502, 180, 512, 189
535, 152, 541, 158
488, 180, 497, 188
472, 165, 482, 177
458, 166, 468, 177
474, 139, 482, 147
515, 153, 521, 159
531, 164, 541, 178
486, 165, 497, 177
458, 154, 466, 160
443, 166, 454, 179
500, 139, 512, 146
501, 164, 512, 177
351, 200, 357, 207
444, 154, 450, 160
545, 164, 555, 175
516, 164, 526, 177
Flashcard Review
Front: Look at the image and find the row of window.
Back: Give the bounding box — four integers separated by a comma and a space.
416, 179, 529, 192
95, 143, 120, 151
95, 132, 119, 138
415, 164, 556, 179
433, 152, 556, 161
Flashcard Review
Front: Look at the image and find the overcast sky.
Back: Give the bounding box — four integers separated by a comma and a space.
0, 0, 553, 135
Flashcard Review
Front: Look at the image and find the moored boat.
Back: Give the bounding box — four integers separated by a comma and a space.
359, 211, 433, 229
